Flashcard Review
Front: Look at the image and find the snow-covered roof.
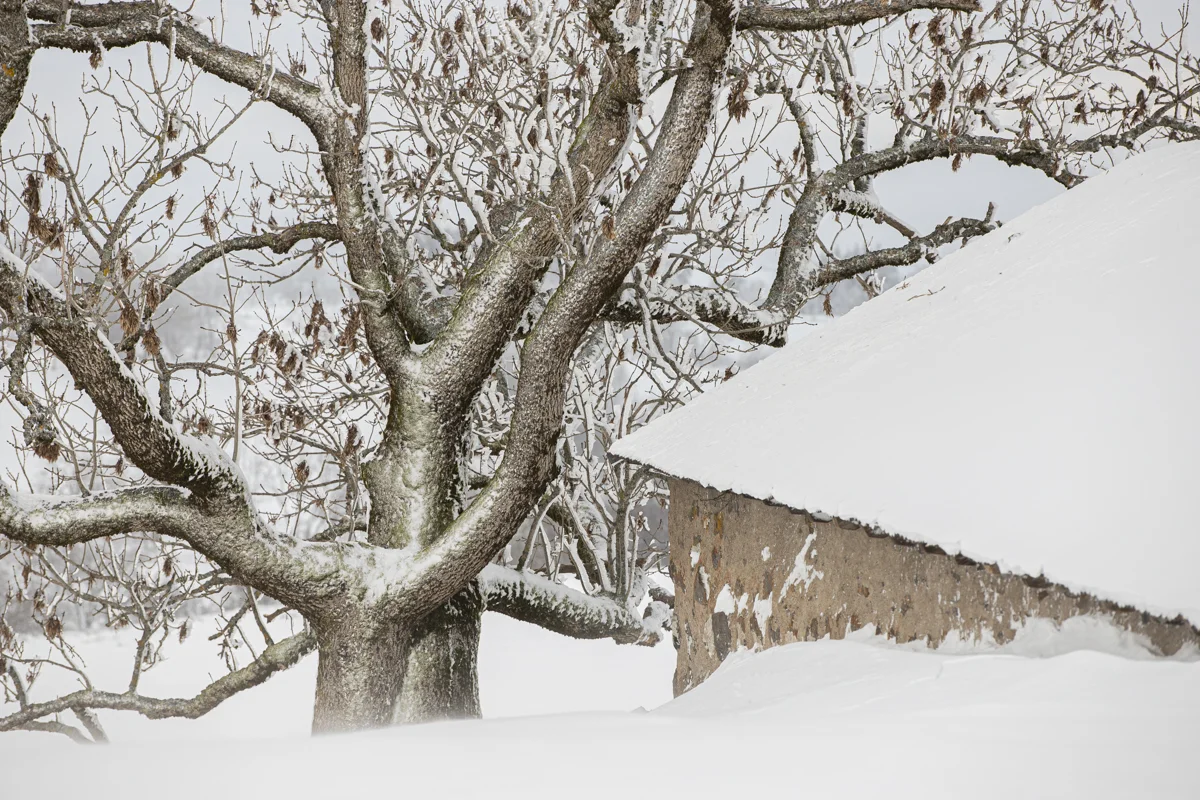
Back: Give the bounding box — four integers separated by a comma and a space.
611, 143, 1200, 625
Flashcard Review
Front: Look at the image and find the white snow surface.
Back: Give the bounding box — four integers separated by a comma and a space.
3, 621, 1199, 799
611, 143, 1200, 624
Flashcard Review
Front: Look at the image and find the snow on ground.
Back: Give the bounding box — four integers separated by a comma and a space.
1, 622, 1197, 799
612, 142, 1200, 624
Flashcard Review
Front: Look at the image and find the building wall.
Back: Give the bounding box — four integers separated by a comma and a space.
668, 479, 1200, 695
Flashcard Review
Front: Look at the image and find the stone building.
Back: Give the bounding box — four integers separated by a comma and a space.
611, 144, 1200, 695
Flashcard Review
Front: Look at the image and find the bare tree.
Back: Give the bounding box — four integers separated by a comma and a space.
1, 0, 1197, 737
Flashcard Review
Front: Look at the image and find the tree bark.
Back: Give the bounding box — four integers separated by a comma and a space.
311, 617, 410, 734
0, 0, 32, 139
311, 584, 484, 732
394, 582, 484, 724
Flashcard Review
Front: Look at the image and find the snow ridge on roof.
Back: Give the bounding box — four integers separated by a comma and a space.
611, 143, 1200, 624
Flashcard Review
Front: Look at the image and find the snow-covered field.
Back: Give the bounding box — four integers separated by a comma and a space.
2, 617, 1198, 799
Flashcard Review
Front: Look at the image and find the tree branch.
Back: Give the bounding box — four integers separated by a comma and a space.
603, 282, 788, 346
759, 122, 1185, 343
416, 48, 643, 407
26, 0, 330, 141
480, 565, 666, 645
831, 189, 917, 238
816, 207, 997, 286
115, 221, 342, 355
0, 476, 351, 611
0, 246, 351, 610
160, 222, 342, 302
0, 630, 315, 737
0, 0, 32, 139
11, 719, 93, 742
309, 0, 412, 389
602, 205, 997, 345
0, 484, 204, 547
0, 245, 243, 500
739, 0, 980, 32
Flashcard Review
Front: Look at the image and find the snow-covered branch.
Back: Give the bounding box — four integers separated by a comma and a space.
0, 246, 243, 500
604, 282, 788, 346
831, 189, 916, 238
0, 630, 315, 741
739, 0, 980, 33
762, 119, 1194, 341
0, 484, 202, 548
0, 247, 355, 610
602, 205, 994, 345
480, 565, 667, 645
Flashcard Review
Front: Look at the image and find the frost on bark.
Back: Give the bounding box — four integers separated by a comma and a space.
0, 0, 32, 137
312, 619, 410, 734
1, 0, 1197, 738
395, 583, 484, 724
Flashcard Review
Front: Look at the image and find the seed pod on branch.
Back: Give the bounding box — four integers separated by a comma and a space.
142, 325, 162, 357
728, 74, 750, 121
23, 412, 60, 463
930, 77, 948, 116
43, 152, 62, 180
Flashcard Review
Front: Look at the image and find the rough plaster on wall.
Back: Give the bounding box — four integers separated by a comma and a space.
668, 479, 1200, 695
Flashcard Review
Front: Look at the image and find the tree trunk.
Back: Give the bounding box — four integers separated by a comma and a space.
311, 617, 409, 734
310, 583, 484, 733
395, 582, 484, 724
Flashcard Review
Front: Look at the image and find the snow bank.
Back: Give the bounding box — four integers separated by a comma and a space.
612, 143, 1200, 624
3, 633, 1197, 799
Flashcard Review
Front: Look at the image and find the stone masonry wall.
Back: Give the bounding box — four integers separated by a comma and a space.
669, 479, 1200, 695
